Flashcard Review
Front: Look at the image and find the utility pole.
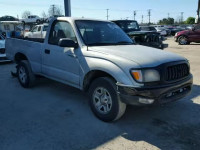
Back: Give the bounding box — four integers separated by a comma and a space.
51, 4, 56, 16
196, 0, 200, 23
141, 15, 144, 24
168, 13, 170, 18
181, 12, 184, 23
148, 9, 152, 24
106, 9, 109, 20
133, 11, 136, 20
64, 0, 71, 16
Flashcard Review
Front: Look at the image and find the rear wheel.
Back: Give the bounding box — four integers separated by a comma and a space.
88, 77, 126, 122
178, 36, 190, 45
17, 60, 36, 88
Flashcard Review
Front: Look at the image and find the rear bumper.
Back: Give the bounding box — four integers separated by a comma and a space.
117, 75, 193, 106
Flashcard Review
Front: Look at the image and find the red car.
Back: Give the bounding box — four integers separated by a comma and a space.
175, 24, 200, 45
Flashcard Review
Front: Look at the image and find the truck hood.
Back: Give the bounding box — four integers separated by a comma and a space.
88, 45, 186, 68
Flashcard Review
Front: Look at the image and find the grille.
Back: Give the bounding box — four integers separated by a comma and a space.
145, 34, 160, 43
166, 63, 189, 81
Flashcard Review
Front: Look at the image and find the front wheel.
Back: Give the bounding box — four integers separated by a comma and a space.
178, 36, 190, 45
88, 77, 126, 122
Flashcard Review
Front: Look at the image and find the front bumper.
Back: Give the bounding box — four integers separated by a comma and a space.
117, 75, 193, 106
174, 35, 178, 42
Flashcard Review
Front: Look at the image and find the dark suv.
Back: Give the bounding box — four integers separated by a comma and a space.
112, 20, 164, 49
174, 24, 200, 45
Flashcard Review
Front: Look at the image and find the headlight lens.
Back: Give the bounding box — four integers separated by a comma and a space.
131, 69, 160, 83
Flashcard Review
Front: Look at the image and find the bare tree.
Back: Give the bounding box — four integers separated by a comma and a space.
48, 5, 63, 16
22, 11, 32, 19
41, 11, 48, 18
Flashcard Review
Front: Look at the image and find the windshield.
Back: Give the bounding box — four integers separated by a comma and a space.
43, 25, 48, 31
114, 21, 140, 33
75, 20, 134, 46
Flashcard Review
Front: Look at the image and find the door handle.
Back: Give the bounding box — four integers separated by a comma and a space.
45, 49, 50, 54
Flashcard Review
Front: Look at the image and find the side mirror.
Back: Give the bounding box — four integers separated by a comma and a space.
58, 38, 78, 48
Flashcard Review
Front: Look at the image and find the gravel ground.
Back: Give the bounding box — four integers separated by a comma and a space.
0, 37, 200, 150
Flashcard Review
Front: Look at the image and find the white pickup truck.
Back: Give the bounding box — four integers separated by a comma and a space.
24, 24, 48, 39
6, 17, 193, 122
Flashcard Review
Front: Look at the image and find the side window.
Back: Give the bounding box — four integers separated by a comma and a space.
49, 21, 77, 45
38, 26, 41, 32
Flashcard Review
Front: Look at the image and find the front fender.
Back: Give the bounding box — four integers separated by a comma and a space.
79, 57, 143, 89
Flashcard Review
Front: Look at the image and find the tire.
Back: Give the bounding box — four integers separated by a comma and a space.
178, 36, 190, 45
36, 19, 40, 24
17, 60, 36, 88
88, 77, 126, 122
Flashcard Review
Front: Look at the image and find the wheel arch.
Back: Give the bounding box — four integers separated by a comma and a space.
14, 52, 29, 64
82, 70, 117, 92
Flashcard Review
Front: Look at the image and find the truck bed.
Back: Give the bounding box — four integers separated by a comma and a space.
15, 37, 45, 43
6, 37, 43, 73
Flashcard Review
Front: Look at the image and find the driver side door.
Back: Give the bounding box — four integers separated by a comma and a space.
42, 21, 80, 87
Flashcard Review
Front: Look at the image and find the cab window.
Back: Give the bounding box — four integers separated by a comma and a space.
49, 21, 77, 45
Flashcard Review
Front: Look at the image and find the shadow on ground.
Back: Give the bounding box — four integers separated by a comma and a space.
0, 71, 200, 150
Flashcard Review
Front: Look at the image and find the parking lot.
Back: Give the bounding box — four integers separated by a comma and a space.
0, 37, 200, 150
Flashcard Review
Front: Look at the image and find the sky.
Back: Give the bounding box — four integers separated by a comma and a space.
0, 0, 198, 23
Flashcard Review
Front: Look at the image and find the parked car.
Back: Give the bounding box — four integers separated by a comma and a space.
6, 17, 193, 122
174, 24, 200, 45
0, 34, 5, 52
167, 27, 184, 36
154, 27, 168, 36
0, 34, 10, 62
113, 20, 164, 49
24, 24, 48, 38
21, 15, 41, 24
140, 26, 157, 32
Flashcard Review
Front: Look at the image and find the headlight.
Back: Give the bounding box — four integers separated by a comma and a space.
175, 33, 178, 36
131, 69, 160, 83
